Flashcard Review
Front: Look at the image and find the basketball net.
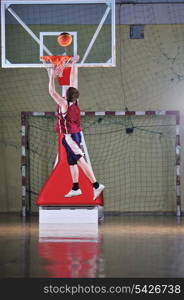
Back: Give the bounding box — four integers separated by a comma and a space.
40, 55, 72, 75
40, 55, 79, 86
41, 55, 74, 86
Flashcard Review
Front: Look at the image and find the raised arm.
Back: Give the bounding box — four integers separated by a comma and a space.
70, 55, 80, 87
48, 67, 67, 106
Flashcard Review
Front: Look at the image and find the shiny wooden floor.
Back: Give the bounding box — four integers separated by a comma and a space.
0, 213, 184, 278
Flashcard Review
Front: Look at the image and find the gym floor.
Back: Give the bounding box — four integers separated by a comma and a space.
0, 213, 184, 278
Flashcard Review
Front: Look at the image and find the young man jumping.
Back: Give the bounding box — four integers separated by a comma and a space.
47, 56, 105, 200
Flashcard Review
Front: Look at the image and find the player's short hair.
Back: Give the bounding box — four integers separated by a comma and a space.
66, 87, 80, 103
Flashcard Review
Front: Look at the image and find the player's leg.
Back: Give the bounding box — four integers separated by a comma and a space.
70, 164, 79, 183
65, 164, 82, 197
62, 134, 83, 197
77, 157, 96, 183
63, 133, 105, 199
77, 157, 105, 200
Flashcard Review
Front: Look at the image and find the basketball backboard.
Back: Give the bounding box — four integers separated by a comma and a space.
1, 0, 116, 68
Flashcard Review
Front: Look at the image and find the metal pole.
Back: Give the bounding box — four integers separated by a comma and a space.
1, 2, 6, 67
175, 111, 181, 217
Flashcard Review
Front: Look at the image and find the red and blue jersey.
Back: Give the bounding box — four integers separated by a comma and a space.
55, 101, 81, 134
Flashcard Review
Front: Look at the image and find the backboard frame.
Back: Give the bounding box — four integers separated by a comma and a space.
1, 0, 116, 68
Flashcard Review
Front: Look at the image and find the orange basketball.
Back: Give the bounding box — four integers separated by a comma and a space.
57, 32, 72, 47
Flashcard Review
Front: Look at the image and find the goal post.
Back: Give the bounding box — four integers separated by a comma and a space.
21, 110, 181, 217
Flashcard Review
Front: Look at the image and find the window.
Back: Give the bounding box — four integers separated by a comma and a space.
130, 25, 144, 39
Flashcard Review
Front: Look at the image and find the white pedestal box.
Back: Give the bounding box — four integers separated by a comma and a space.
39, 223, 99, 242
39, 205, 104, 224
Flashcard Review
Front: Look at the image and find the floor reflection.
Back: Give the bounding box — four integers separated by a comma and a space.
1, 215, 184, 278
38, 223, 104, 278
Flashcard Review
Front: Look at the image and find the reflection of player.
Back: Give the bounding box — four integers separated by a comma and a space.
47, 56, 105, 200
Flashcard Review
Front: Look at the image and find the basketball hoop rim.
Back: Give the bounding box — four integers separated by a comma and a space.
40, 55, 72, 66
40, 55, 74, 78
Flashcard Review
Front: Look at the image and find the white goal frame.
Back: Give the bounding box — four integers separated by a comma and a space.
21, 110, 181, 217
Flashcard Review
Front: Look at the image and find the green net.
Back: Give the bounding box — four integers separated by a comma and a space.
24, 113, 176, 214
